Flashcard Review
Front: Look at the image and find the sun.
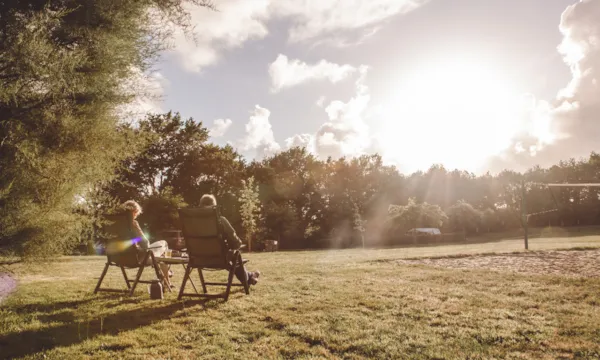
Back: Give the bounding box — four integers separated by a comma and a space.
379, 59, 526, 172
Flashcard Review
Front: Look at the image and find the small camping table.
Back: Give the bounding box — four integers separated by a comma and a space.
156, 256, 199, 294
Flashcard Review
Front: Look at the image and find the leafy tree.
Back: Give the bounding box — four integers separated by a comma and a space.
73, 186, 121, 254
0, 1, 213, 256
239, 177, 261, 252
110, 112, 210, 200
256, 148, 325, 248
481, 208, 500, 233
138, 187, 186, 240
387, 198, 448, 234
447, 200, 483, 234
261, 201, 300, 249
352, 202, 365, 248
170, 143, 246, 214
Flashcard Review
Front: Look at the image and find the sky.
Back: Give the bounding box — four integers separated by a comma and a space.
136, 0, 600, 175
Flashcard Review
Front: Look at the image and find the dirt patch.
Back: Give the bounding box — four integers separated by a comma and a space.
397, 249, 600, 278
0, 272, 17, 304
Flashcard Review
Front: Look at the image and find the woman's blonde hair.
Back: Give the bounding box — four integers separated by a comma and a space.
199, 194, 217, 207
122, 200, 142, 216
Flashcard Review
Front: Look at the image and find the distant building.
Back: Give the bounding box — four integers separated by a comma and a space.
406, 228, 441, 236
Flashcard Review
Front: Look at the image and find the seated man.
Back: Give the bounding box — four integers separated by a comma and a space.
199, 194, 261, 285
121, 200, 172, 288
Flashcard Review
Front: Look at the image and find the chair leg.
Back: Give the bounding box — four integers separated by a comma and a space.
129, 265, 145, 296
130, 252, 150, 296
198, 268, 208, 294
94, 263, 110, 294
150, 252, 162, 279
178, 265, 193, 300
239, 254, 250, 295
187, 266, 198, 294
121, 266, 131, 289
224, 258, 237, 301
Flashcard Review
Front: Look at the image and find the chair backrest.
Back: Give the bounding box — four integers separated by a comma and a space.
103, 212, 142, 268
178, 207, 228, 267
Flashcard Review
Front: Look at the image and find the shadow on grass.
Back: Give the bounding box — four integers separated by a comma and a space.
0, 295, 219, 359
9, 295, 113, 316
0, 260, 20, 266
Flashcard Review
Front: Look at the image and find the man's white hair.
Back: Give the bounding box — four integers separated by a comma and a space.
199, 194, 217, 207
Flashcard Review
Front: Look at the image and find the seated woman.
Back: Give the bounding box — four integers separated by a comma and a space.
199, 194, 261, 285
121, 200, 172, 288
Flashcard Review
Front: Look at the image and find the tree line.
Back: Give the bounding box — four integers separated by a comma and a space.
92, 112, 600, 251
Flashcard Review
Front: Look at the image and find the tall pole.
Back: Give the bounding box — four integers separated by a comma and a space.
521, 181, 529, 250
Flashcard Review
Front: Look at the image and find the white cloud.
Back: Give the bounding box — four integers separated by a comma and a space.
271, 0, 429, 43
316, 96, 326, 107
168, 0, 270, 72
239, 105, 281, 158
269, 54, 357, 92
283, 65, 375, 160
118, 68, 167, 123
308, 26, 382, 49
285, 133, 315, 152
485, 0, 600, 173
314, 66, 373, 158
554, 0, 600, 132
209, 118, 233, 137
166, 0, 428, 72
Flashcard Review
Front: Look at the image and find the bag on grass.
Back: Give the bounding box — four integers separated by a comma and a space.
148, 280, 163, 299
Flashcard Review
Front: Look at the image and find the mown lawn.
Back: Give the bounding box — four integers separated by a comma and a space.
1, 236, 600, 359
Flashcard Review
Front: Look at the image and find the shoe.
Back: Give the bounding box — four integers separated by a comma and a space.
248, 270, 261, 285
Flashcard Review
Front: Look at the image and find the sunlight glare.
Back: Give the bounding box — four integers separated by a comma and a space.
379, 60, 531, 172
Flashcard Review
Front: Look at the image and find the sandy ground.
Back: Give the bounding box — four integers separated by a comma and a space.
0, 272, 17, 304
397, 249, 600, 278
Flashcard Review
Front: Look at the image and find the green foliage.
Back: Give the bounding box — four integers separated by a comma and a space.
109, 112, 210, 200
238, 177, 261, 251
388, 198, 448, 233
102, 134, 600, 250
481, 208, 500, 232
261, 201, 301, 248
352, 202, 365, 248
170, 143, 246, 210
255, 148, 324, 249
447, 200, 483, 234
0, 1, 212, 257
138, 187, 186, 240
73, 186, 122, 253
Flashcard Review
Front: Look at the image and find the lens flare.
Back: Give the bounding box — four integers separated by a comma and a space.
105, 238, 141, 254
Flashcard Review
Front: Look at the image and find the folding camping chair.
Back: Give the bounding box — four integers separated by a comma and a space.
177, 207, 250, 301
93, 213, 169, 296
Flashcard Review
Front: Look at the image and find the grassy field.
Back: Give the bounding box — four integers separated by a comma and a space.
2, 235, 600, 359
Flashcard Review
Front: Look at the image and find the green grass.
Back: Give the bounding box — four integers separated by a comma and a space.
2, 236, 600, 359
